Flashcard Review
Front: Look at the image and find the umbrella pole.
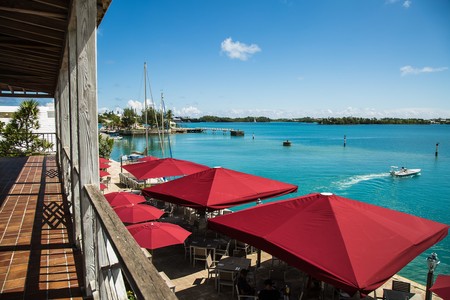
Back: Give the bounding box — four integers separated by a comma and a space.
257, 249, 261, 268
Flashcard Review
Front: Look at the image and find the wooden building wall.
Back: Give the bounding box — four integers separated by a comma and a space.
51, 1, 178, 299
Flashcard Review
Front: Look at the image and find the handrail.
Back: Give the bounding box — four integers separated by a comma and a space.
84, 184, 177, 300
0, 132, 56, 153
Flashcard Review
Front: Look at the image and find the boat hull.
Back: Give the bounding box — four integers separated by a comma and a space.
391, 168, 421, 177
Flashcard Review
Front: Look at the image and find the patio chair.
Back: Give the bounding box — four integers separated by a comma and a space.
234, 240, 250, 255
215, 239, 231, 261
206, 253, 217, 280
192, 246, 208, 268
392, 280, 411, 293
236, 283, 258, 299
217, 269, 236, 295
184, 240, 191, 262
269, 268, 286, 287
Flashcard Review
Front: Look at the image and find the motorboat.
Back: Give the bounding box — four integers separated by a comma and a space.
390, 166, 421, 177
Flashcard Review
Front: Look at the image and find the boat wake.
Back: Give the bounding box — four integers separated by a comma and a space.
334, 173, 390, 190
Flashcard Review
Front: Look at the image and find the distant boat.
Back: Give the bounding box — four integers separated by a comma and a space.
390, 166, 421, 177
230, 130, 244, 136
283, 140, 291, 146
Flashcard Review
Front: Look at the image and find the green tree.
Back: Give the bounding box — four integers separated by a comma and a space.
121, 108, 137, 128
98, 134, 114, 158
0, 100, 53, 157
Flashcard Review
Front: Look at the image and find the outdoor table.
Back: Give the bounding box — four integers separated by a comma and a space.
215, 256, 252, 290
159, 215, 183, 225
383, 289, 416, 300
189, 237, 220, 260
216, 256, 251, 273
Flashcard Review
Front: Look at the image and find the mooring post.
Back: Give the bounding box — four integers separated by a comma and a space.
344, 135, 347, 147
435, 142, 439, 157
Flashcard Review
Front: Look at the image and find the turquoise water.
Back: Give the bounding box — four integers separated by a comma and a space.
110, 122, 450, 284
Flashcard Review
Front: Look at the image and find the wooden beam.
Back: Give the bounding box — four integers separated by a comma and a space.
76, 0, 99, 296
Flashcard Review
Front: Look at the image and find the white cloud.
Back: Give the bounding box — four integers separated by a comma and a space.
202, 106, 450, 119
400, 65, 448, 76
174, 106, 203, 118
221, 37, 261, 61
386, 0, 412, 8
127, 100, 143, 111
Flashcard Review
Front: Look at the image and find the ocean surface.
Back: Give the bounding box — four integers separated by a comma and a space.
110, 122, 450, 285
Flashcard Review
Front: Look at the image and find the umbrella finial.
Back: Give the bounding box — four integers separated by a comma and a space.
320, 192, 333, 196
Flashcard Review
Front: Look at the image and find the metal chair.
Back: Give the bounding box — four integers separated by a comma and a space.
392, 280, 411, 293
234, 240, 250, 255
184, 240, 191, 262
215, 239, 231, 261
192, 246, 208, 268
269, 268, 286, 287
236, 283, 258, 299
217, 269, 236, 295
206, 253, 216, 280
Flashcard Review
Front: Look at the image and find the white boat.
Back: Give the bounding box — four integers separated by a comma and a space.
390, 166, 421, 177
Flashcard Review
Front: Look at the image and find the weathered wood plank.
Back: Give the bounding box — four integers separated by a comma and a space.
68, 11, 81, 246
76, 0, 99, 295
85, 184, 177, 300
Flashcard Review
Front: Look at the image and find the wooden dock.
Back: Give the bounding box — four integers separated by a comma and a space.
172, 127, 245, 136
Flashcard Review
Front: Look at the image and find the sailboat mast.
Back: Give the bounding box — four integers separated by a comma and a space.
144, 62, 149, 156
160, 92, 165, 156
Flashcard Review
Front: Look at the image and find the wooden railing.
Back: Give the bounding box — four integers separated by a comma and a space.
82, 184, 177, 299
0, 132, 56, 153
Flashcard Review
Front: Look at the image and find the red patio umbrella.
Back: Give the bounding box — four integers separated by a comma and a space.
99, 162, 110, 169
104, 192, 146, 207
99, 157, 110, 164
138, 155, 160, 162
100, 170, 110, 178
430, 275, 450, 300
208, 192, 449, 295
122, 157, 209, 180
142, 167, 298, 210
114, 203, 164, 223
127, 221, 191, 250
100, 183, 107, 191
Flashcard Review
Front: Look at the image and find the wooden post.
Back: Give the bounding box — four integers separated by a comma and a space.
435, 142, 439, 157
344, 135, 347, 147
68, 12, 82, 248
77, 0, 99, 295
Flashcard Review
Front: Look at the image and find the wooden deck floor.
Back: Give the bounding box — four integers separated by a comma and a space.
0, 156, 84, 300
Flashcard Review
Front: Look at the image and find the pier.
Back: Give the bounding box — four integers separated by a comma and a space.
172, 127, 245, 136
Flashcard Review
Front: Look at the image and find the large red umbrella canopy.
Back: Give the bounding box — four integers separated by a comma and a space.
430, 275, 450, 300
127, 222, 191, 250
141, 167, 298, 210
138, 156, 160, 162
114, 203, 164, 223
100, 170, 110, 178
122, 157, 209, 180
104, 192, 146, 207
208, 192, 449, 295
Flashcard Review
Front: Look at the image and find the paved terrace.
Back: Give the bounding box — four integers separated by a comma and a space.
0, 155, 435, 299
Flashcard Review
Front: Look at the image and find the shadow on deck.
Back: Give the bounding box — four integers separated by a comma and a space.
0, 155, 84, 299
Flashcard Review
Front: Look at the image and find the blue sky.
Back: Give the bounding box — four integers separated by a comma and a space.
7, 0, 449, 119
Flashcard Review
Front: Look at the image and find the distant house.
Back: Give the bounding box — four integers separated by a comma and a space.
0, 103, 56, 133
